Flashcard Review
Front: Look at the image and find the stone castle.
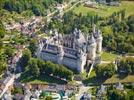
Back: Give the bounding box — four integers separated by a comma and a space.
37, 25, 103, 73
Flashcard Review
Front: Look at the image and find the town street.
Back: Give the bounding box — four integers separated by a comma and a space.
0, 75, 15, 98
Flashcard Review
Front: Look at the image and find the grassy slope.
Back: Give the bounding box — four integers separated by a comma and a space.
101, 51, 118, 61
73, 1, 134, 17
83, 70, 134, 85
105, 74, 134, 84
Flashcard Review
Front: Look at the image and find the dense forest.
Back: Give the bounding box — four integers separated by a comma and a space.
47, 12, 100, 34
47, 10, 134, 53
0, 0, 68, 16
102, 11, 134, 53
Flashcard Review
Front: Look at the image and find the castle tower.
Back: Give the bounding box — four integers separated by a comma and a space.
93, 24, 96, 34
87, 34, 96, 60
95, 29, 103, 53
53, 29, 59, 45
77, 49, 87, 73
57, 45, 64, 64
37, 40, 44, 58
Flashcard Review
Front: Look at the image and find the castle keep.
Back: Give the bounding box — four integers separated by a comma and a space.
37, 25, 102, 73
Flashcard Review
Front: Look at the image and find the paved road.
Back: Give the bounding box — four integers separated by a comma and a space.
87, 61, 95, 77
64, 0, 84, 13
74, 81, 91, 100
0, 49, 23, 98
76, 85, 90, 100
0, 75, 15, 98
46, 0, 81, 20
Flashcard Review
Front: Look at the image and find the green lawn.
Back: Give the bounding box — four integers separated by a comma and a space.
83, 73, 134, 86
104, 74, 134, 84
101, 51, 118, 61
20, 71, 67, 84
88, 70, 96, 78
73, 1, 134, 17
71, 95, 76, 100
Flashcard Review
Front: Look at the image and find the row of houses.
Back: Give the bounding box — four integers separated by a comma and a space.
1, 83, 79, 100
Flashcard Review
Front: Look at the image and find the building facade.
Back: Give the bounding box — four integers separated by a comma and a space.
37, 25, 103, 73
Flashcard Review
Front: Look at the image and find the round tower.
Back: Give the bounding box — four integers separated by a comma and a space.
37, 39, 44, 58
77, 49, 86, 73
57, 45, 64, 64
87, 34, 96, 60
96, 29, 103, 54
93, 24, 96, 34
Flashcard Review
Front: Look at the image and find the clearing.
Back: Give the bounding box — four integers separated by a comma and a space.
73, 1, 134, 17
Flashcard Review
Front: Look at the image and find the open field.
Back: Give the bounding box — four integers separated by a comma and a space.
83, 72, 134, 85
101, 51, 118, 61
104, 74, 134, 84
73, 1, 134, 17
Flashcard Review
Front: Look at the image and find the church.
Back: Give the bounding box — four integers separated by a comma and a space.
37, 25, 103, 73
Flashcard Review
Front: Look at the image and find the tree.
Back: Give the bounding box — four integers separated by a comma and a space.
0, 61, 7, 75
109, 89, 125, 100
4, 45, 15, 58
21, 10, 34, 18
0, 29, 5, 38
0, 0, 5, 9
125, 90, 134, 100
126, 64, 132, 74
96, 63, 116, 78
127, 15, 134, 32
45, 61, 56, 75
19, 49, 31, 71
121, 9, 126, 21
11, 87, 23, 95
0, 40, 3, 49
32, 4, 41, 16
65, 70, 73, 80
28, 39, 38, 56
2, 0, 66, 16
96, 64, 105, 78
53, 64, 60, 76
33, 58, 73, 80
37, 59, 45, 73
45, 96, 52, 100
27, 58, 40, 77
104, 63, 116, 78
118, 57, 134, 74
0, 22, 5, 38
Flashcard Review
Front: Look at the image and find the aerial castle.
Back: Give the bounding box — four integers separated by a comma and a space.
37, 25, 103, 73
